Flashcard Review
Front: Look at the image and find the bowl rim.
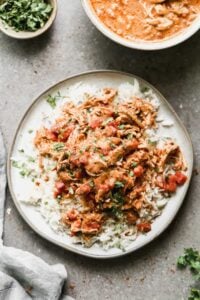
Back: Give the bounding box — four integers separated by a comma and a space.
0, 0, 58, 39
7, 69, 194, 259
81, 0, 200, 51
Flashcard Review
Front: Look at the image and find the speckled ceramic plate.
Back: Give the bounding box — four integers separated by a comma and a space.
7, 71, 193, 259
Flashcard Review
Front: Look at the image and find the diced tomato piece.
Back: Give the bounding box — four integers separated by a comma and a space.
99, 184, 110, 193
76, 183, 91, 195
79, 152, 90, 164
168, 174, 177, 184
105, 110, 114, 117
105, 126, 117, 137
126, 139, 139, 151
46, 129, 58, 141
54, 181, 65, 198
67, 209, 79, 221
137, 222, 151, 233
70, 156, 80, 166
74, 170, 82, 179
71, 219, 82, 234
100, 145, 111, 155
55, 181, 65, 190
108, 120, 119, 128
174, 172, 187, 185
59, 126, 74, 141
134, 165, 144, 177
89, 118, 102, 129
164, 181, 177, 193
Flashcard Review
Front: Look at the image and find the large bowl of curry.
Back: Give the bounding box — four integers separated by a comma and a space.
82, 0, 200, 50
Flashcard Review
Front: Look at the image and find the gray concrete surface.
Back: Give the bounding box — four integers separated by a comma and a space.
0, 1, 200, 299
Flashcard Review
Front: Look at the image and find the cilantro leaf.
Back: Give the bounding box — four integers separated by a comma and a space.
177, 248, 200, 300
0, 0, 53, 32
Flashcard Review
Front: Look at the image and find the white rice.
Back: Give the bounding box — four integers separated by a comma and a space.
13, 80, 173, 251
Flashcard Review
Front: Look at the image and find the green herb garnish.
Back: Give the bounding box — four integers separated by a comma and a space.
114, 181, 124, 188
109, 206, 122, 219
0, 0, 53, 32
46, 91, 63, 109
27, 156, 35, 163
118, 124, 125, 130
177, 248, 200, 299
148, 139, 157, 146
18, 149, 24, 153
28, 129, 33, 134
12, 160, 38, 179
131, 162, 138, 168
99, 153, 106, 161
141, 86, 150, 93
129, 171, 134, 177
189, 289, 200, 300
12, 160, 21, 168
53, 142, 65, 151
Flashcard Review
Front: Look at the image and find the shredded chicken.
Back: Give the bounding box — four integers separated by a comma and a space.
34, 88, 187, 239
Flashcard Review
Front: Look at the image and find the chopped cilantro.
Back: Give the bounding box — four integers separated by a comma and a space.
18, 149, 24, 153
46, 91, 63, 109
0, 0, 53, 32
53, 142, 65, 151
177, 248, 200, 299
100, 153, 106, 161
28, 129, 33, 134
111, 190, 124, 205
115, 181, 124, 188
141, 86, 150, 93
27, 156, 35, 163
12, 159, 38, 179
129, 171, 134, 177
12, 160, 21, 168
148, 139, 157, 146
63, 151, 70, 159
118, 124, 125, 130
131, 162, 138, 168
109, 206, 122, 219
189, 289, 200, 300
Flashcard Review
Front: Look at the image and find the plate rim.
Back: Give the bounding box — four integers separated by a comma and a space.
7, 70, 194, 259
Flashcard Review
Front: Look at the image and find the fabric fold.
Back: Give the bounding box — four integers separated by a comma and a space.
0, 130, 72, 300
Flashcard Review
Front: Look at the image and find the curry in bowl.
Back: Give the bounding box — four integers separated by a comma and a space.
90, 0, 200, 42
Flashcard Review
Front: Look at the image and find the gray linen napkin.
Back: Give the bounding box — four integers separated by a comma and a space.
0, 130, 73, 300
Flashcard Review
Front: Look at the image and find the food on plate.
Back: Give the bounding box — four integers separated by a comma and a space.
90, 0, 200, 41
12, 82, 188, 250
0, 0, 53, 32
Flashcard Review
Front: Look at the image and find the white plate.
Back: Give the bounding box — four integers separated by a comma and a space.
8, 71, 193, 259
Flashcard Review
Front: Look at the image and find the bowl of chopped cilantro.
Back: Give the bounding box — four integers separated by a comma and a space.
0, 0, 57, 39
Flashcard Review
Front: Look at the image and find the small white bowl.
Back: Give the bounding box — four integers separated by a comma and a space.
0, 0, 57, 39
81, 0, 200, 51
